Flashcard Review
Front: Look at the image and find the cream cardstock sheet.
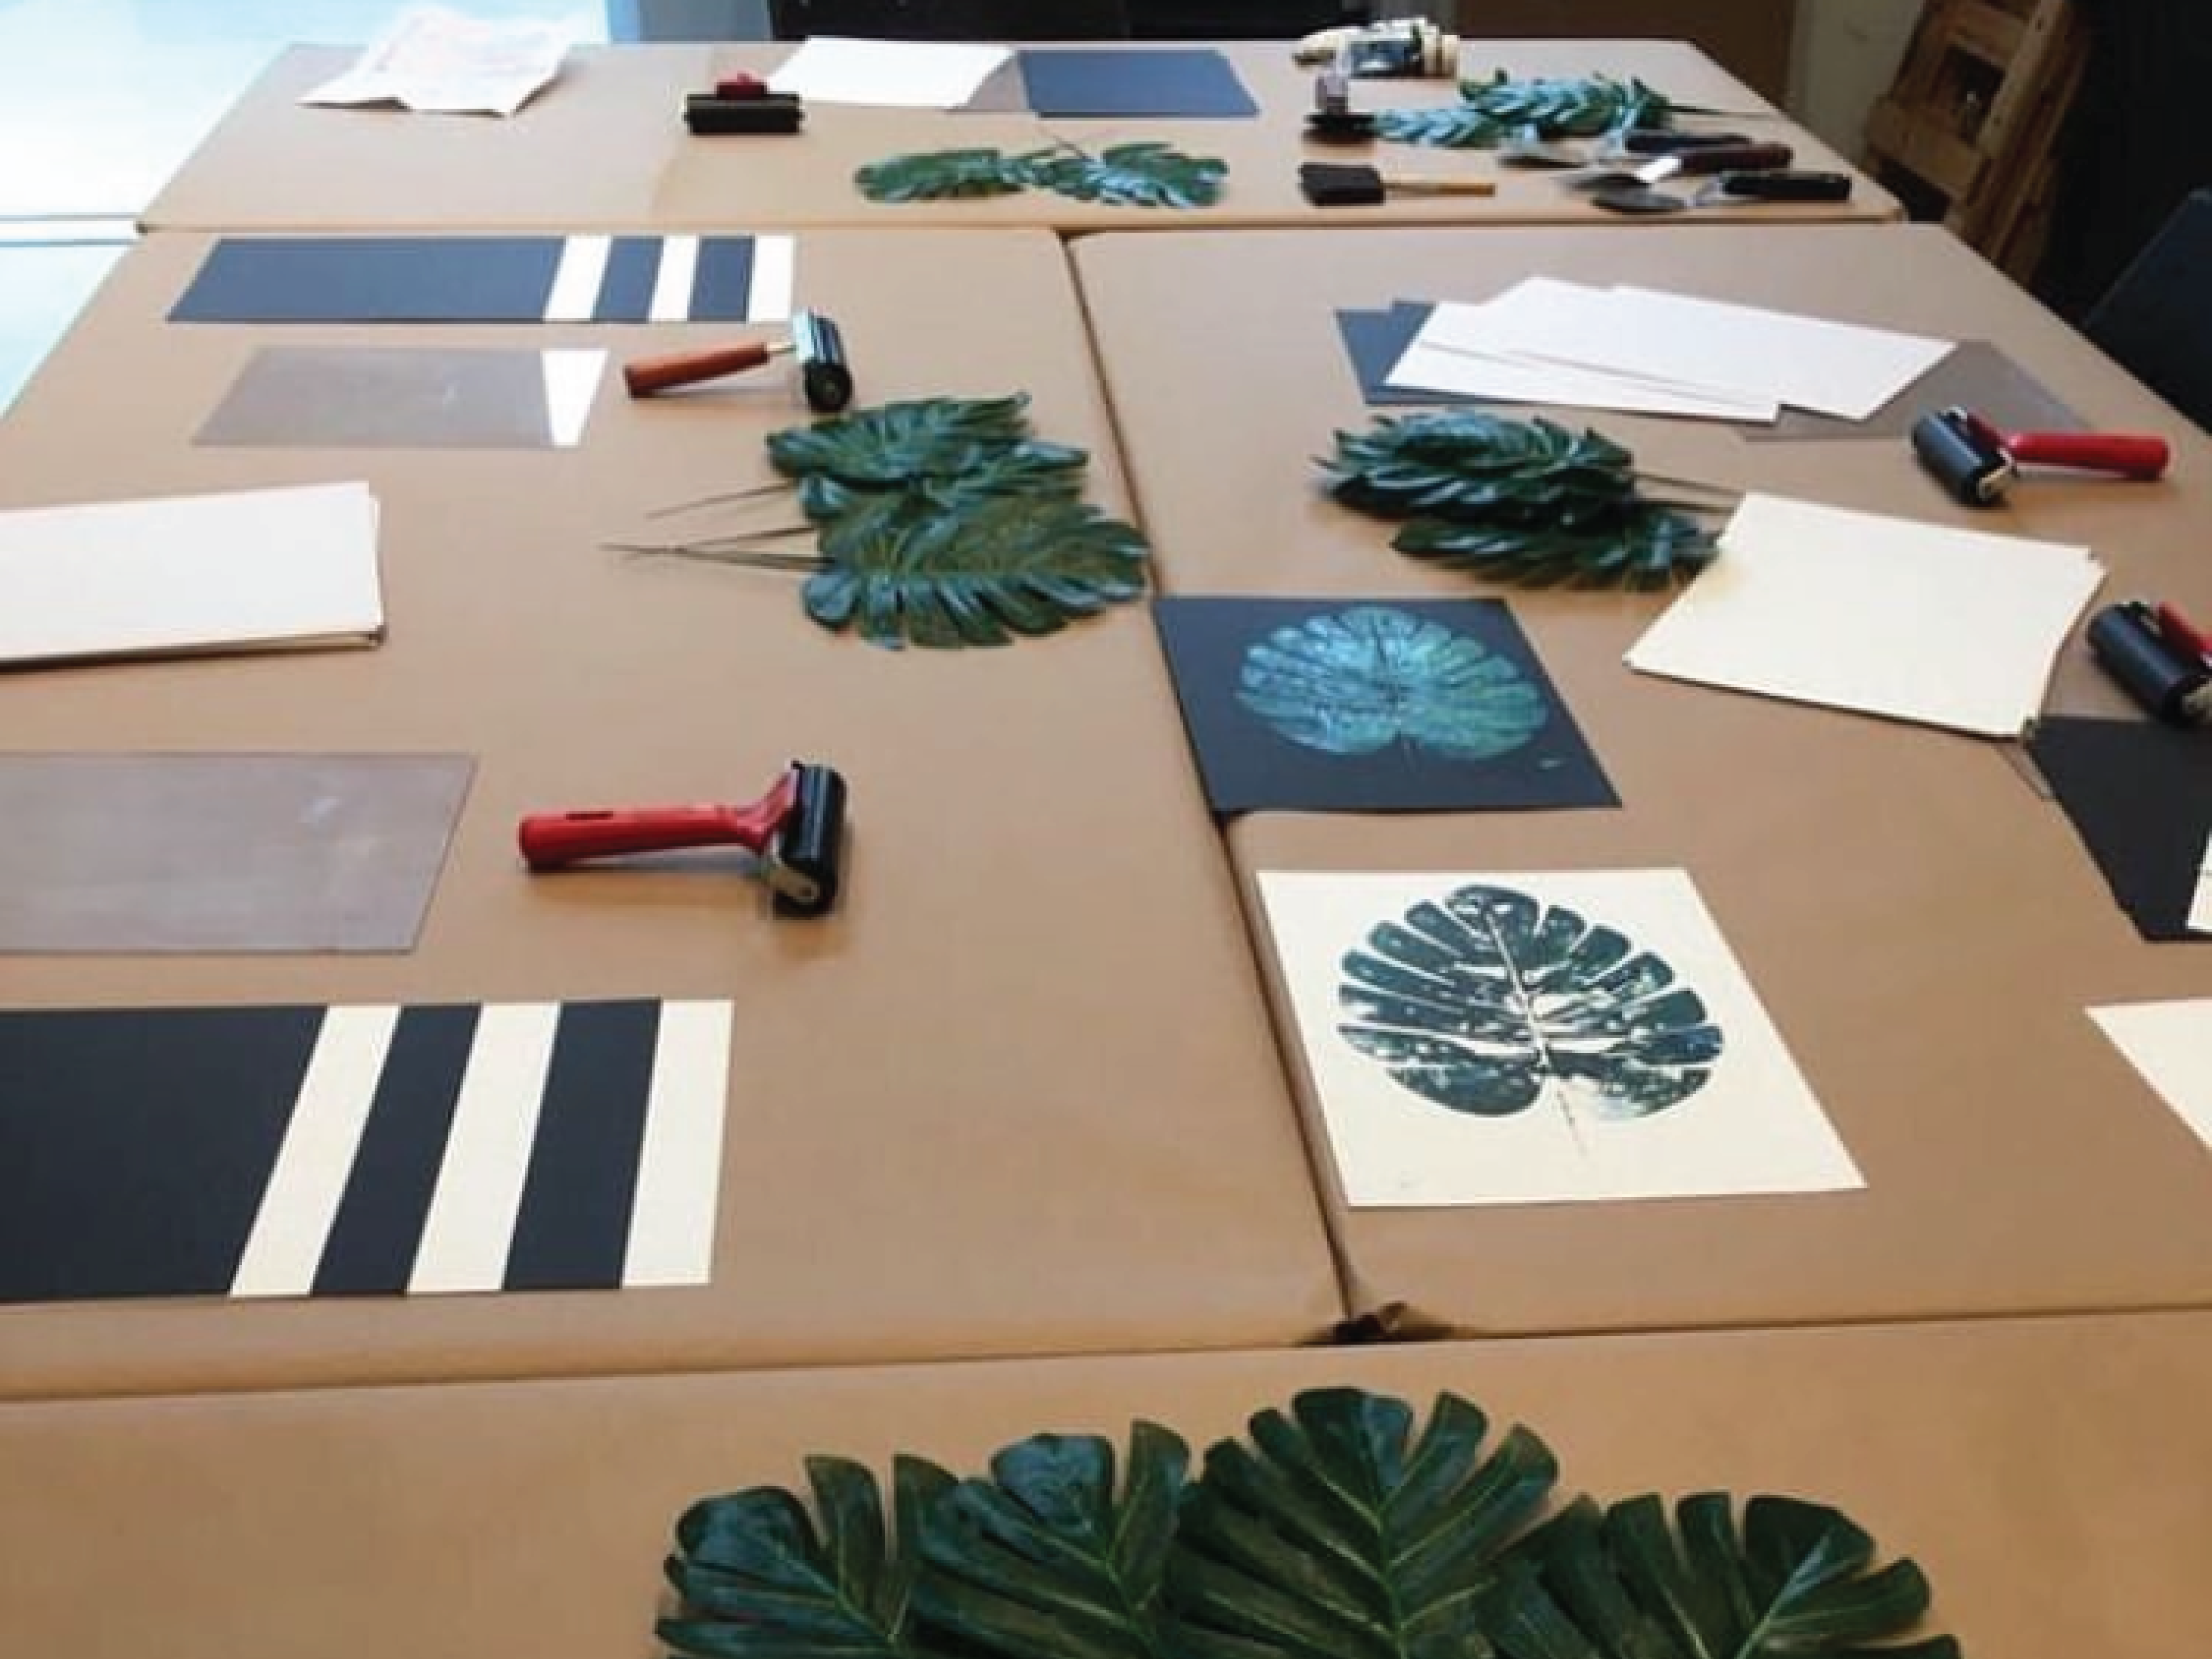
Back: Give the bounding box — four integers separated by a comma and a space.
1257, 868, 1864, 1208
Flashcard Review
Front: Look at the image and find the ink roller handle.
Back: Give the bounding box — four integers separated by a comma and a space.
2001, 430, 2170, 479
622, 341, 784, 397
518, 777, 797, 867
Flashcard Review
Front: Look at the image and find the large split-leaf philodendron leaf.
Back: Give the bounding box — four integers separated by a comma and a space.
1236, 606, 1548, 761
1169, 1388, 1559, 1659
1320, 412, 1717, 590
1336, 884, 1723, 1122
803, 490, 1148, 648
769, 395, 1059, 488
856, 143, 1225, 209
855, 148, 1030, 201
1374, 73, 1678, 149
1026, 142, 1227, 208
660, 1453, 958, 1659
1482, 1494, 1962, 1659
915, 1424, 1190, 1659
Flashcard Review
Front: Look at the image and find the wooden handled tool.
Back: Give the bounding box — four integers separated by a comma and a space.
622, 309, 854, 412
1299, 162, 1497, 207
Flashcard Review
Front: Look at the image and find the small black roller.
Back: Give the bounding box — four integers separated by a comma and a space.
792, 312, 854, 414
771, 762, 849, 917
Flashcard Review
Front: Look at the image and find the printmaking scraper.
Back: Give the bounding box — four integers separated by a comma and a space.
1299, 161, 1498, 207
622, 309, 854, 413
1568, 140, 1792, 192
518, 761, 849, 917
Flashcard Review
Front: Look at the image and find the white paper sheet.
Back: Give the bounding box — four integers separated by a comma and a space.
1626, 493, 2102, 737
302, 6, 571, 117
0, 480, 384, 668
1258, 868, 1862, 1208
1386, 337, 1779, 422
2089, 1000, 2212, 1152
2192, 828, 2212, 936
768, 36, 1011, 109
1417, 278, 1953, 421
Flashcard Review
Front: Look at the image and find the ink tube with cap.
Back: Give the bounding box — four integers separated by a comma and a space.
2087, 602, 2212, 725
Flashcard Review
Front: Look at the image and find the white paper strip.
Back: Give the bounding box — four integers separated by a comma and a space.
1386, 338, 1778, 422
229, 1006, 399, 1298
648, 234, 699, 324
2191, 829, 2212, 936
539, 348, 605, 448
2089, 1000, 2212, 1152
621, 1000, 734, 1287
747, 234, 795, 325
409, 1001, 559, 1293
541, 234, 610, 323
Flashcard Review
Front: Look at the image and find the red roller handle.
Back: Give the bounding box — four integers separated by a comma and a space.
518, 774, 796, 868
1995, 429, 2171, 479
622, 341, 776, 398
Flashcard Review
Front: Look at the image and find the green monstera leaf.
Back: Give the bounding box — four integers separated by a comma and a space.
1375, 73, 1678, 149
660, 1453, 958, 1659
769, 395, 1076, 490
855, 148, 1030, 201
1336, 884, 1724, 1123
1169, 1389, 1559, 1659
804, 490, 1148, 648
1483, 1494, 1962, 1659
1235, 606, 1549, 761
651, 1391, 1961, 1659
1321, 413, 1717, 590
857, 143, 1224, 209
1026, 142, 1227, 208
916, 1425, 1190, 1659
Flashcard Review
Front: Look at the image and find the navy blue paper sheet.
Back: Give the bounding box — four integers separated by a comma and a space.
171, 235, 781, 324
1015, 48, 1257, 119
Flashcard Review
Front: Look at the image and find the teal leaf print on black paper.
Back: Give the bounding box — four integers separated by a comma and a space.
1235, 606, 1549, 761
1337, 884, 1722, 1132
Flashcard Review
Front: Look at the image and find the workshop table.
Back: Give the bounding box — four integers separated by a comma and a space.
1074, 221, 2212, 1337
0, 228, 1344, 1401
144, 40, 1895, 233
3, 1311, 2205, 1659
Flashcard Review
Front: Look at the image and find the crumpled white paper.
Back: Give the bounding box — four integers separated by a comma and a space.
302, 6, 572, 118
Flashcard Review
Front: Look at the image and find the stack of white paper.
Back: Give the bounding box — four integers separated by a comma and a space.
0, 481, 385, 669
1386, 278, 1956, 424
1625, 492, 2102, 737
769, 36, 1011, 109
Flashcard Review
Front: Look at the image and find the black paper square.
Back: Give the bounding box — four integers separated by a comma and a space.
2029, 715, 2212, 941
1154, 595, 1617, 814
1015, 48, 1257, 118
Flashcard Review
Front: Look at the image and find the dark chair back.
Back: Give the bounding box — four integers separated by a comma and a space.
770, 0, 1128, 38
2083, 188, 2212, 433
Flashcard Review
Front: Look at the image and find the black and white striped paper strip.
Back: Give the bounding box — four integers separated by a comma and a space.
170, 235, 796, 325
0, 999, 731, 1304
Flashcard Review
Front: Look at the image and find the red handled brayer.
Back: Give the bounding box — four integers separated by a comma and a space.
1911, 404, 2170, 506
517, 761, 848, 917
622, 309, 853, 413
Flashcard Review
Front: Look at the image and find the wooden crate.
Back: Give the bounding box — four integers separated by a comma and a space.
1864, 0, 2087, 281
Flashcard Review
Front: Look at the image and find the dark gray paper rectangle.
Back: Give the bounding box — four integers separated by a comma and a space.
196, 347, 602, 450
0, 753, 473, 952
